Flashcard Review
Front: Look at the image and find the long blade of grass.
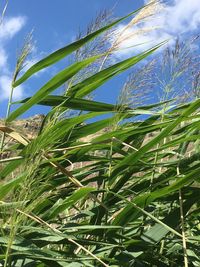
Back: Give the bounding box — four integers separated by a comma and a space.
7, 55, 100, 122
69, 44, 164, 98
13, 8, 141, 87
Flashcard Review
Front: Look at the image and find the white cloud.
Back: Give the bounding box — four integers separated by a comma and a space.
22, 46, 42, 73
22, 50, 47, 76
0, 16, 26, 41
165, 0, 200, 34
0, 75, 24, 102
113, 0, 200, 58
0, 16, 26, 102
0, 47, 8, 67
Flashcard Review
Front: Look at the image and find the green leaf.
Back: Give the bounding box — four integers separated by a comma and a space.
7, 55, 100, 122
142, 191, 199, 243
0, 159, 24, 180
68, 44, 163, 98
48, 187, 95, 219
112, 98, 200, 176
13, 9, 140, 87
0, 173, 26, 200
13, 95, 122, 112
112, 166, 200, 226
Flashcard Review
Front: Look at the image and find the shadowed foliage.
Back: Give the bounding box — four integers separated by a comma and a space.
0, 3, 200, 267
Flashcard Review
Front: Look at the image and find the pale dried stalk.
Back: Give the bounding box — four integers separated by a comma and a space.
112, 137, 148, 166
116, 0, 163, 46
0, 156, 23, 163
50, 139, 111, 152
115, 26, 160, 46
69, 238, 109, 267
99, 0, 163, 70
108, 190, 183, 239
0, 0, 8, 26
16, 209, 109, 267
177, 167, 188, 267
130, 0, 162, 24
0, 125, 107, 209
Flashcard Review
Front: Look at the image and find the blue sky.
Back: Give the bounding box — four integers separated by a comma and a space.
0, 0, 200, 118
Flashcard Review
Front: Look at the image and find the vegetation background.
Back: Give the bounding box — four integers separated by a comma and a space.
0, 1, 200, 266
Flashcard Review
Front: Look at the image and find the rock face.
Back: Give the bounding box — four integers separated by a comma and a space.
0, 115, 45, 160
22, 114, 45, 133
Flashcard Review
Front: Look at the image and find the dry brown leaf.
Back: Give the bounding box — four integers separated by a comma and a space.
0, 125, 29, 146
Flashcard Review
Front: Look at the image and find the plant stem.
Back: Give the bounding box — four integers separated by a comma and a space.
0, 85, 14, 152
179, 189, 188, 267
177, 164, 188, 267
0, 0, 9, 26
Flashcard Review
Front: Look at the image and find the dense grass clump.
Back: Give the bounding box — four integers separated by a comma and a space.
0, 3, 200, 267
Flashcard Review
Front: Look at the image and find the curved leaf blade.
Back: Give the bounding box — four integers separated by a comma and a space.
7, 55, 99, 122
13, 9, 140, 87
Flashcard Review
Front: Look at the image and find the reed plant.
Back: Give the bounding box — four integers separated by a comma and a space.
0, 2, 200, 267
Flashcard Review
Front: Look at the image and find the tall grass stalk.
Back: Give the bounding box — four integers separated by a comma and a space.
99, 0, 162, 71
0, 4, 200, 267
0, 33, 33, 152
0, 0, 8, 26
